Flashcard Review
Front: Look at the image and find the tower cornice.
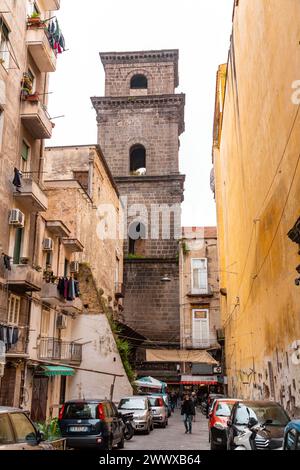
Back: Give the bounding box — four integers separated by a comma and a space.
100, 49, 179, 87
91, 94, 185, 135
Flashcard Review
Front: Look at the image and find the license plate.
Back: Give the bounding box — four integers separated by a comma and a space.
69, 426, 88, 432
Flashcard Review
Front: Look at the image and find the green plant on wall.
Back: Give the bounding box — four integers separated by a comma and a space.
102, 301, 136, 385
181, 241, 190, 256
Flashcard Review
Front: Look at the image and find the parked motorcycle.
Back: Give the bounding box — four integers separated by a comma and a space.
120, 412, 135, 441
234, 418, 272, 450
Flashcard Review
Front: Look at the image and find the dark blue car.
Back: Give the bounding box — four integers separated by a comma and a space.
58, 399, 124, 450
284, 420, 300, 450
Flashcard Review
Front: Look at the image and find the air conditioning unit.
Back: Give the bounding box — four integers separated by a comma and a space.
0, 363, 5, 377
56, 314, 67, 330
9, 209, 25, 227
70, 261, 79, 273
43, 238, 53, 251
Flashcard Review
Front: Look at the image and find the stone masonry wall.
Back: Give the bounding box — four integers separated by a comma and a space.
97, 108, 181, 177
124, 260, 180, 344
103, 62, 176, 96
118, 176, 184, 258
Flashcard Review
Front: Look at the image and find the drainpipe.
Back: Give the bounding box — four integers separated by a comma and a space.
88, 152, 94, 199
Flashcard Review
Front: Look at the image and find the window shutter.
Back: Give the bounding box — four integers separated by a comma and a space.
21, 141, 29, 161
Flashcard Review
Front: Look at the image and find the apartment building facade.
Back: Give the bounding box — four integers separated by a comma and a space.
0, 0, 63, 409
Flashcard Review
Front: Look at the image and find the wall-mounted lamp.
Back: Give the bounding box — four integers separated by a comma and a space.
161, 274, 171, 282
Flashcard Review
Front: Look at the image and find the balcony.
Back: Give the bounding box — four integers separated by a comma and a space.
62, 238, 84, 253
38, 338, 82, 365
40, 282, 63, 307
185, 339, 213, 350
115, 282, 125, 299
26, 27, 57, 72
20, 100, 53, 139
46, 220, 71, 238
187, 288, 214, 299
43, 0, 61, 10
7, 265, 42, 293
4, 326, 28, 358
13, 173, 48, 212
60, 297, 83, 315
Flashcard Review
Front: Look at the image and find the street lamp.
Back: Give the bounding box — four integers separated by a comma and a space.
161, 274, 171, 282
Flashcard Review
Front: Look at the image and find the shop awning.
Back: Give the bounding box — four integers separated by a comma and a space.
146, 349, 218, 365
39, 366, 75, 377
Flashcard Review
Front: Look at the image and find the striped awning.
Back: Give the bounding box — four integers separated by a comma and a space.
38, 366, 75, 377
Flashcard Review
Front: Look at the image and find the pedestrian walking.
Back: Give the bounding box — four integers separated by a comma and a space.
191, 392, 197, 422
181, 395, 195, 434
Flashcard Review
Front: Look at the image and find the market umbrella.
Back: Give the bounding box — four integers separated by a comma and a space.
134, 376, 167, 391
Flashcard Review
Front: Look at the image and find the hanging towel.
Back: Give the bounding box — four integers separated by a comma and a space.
3, 255, 11, 271
12, 168, 22, 188
12, 327, 19, 345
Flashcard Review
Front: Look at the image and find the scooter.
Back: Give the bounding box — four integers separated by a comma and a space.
233, 418, 271, 450
120, 412, 135, 441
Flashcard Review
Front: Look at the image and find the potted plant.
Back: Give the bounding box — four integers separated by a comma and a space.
27, 12, 43, 27
20, 257, 30, 265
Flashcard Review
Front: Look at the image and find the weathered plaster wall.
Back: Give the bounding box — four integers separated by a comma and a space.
213, 0, 300, 416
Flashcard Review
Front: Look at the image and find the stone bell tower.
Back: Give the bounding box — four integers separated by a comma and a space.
92, 50, 185, 352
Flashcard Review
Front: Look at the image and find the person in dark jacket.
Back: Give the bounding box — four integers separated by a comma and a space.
181, 395, 195, 434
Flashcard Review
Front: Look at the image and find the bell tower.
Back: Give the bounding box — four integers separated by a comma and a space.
92, 49, 185, 352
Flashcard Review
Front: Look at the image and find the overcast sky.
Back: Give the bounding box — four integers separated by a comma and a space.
48, 0, 233, 227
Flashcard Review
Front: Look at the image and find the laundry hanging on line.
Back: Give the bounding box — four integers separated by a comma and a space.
12, 168, 22, 188
0, 325, 19, 352
2, 254, 11, 271
57, 277, 80, 301
47, 19, 66, 55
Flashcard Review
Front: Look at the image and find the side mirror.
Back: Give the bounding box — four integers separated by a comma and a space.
36, 430, 45, 444
248, 417, 259, 429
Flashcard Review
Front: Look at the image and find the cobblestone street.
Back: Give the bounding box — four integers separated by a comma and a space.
124, 409, 210, 451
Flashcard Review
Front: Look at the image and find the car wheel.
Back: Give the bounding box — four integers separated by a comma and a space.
208, 430, 211, 443
161, 420, 166, 429
117, 435, 125, 449
151, 421, 154, 431
145, 423, 150, 435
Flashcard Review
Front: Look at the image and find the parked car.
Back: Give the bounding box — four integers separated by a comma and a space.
146, 392, 171, 418
58, 399, 124, 450
227, 401, 290, 450
283, 420, 300, 450
208, 399, 240, 450
0, 407, 53, 450
147, 395, 168, 428
118, 396, 153, 434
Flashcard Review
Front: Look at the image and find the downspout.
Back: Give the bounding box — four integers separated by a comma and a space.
88, 151, 94, 199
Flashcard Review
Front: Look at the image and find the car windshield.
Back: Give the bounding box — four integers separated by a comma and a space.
215, 402, 235, 417
148, 398, 161, 407
235, 404, 289, 426
119, 398, 146, 410
63, 403, 98, 419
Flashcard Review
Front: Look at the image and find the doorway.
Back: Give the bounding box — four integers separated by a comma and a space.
31, 376, 49, 423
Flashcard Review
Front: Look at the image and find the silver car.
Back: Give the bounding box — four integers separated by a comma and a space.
0, 407, 54, 450
147, 395, 168, 428
118, 396, 153, 434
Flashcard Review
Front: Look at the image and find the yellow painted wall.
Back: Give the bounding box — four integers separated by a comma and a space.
213, 0, 300, 416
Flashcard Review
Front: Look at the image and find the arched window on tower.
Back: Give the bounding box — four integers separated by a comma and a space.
128, 221, 146, 256
130, 145, 146, 176
130, 74, 148, 90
